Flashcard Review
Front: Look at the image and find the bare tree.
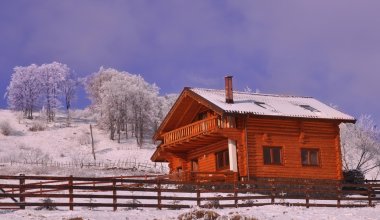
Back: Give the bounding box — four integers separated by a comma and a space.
340, 115, 380, 176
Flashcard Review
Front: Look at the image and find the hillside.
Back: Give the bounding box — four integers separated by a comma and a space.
0, 109, 166, 176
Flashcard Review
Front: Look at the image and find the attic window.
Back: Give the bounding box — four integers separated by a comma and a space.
300, 105, 320, 112
254, 101, 267, 109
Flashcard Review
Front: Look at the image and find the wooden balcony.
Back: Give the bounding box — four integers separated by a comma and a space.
162, 116, 236, 146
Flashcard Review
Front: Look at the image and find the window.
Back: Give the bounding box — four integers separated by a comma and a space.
254, 101, 267, 109
301, 149, 320, 166
300, 105, 320, 112
263, 147, 282, 165
216, 150, 229, 170
254, 101, 278, 112
191, 159, 199, 172
196, 111, 208, 121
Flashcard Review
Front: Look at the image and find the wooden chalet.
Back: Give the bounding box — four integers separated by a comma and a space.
151, 76, 355, 182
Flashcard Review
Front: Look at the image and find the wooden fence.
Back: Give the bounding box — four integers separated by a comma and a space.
0, 175, 379, 210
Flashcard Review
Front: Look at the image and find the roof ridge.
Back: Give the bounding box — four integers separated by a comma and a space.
190, 87, 312, 98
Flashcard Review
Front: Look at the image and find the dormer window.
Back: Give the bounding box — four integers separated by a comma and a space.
254, 101, 278, 113
300, 105, 320, 113
254, 101, 267, 109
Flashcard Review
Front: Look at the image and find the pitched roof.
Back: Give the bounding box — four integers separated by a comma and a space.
190, 88, 355, 121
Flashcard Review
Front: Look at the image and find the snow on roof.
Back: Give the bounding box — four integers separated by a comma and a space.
190, 88, 355, 121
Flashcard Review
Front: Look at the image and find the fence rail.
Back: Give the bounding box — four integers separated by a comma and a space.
0, 175, 378, 210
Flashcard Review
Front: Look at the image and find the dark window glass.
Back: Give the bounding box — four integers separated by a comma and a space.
216, 150, 229, 169
263, 147, 282, 165
301, 149, 319, 166
301, 150, 308, 165
225, 152, 230, 166
300, 105, 320, 112
263, 147, 271, 164
197, 112, 207, 121
272, 148, 281, 164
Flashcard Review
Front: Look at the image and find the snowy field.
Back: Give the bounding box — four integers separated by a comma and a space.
0, 205, 380, 220
0, 109, 166, 176
1, 109, 380, 219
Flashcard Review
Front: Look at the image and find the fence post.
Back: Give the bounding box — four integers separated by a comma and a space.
113, 179, 117, 211
270, 182, 275, 204
69, 175, 73, 211
196, 181, 201, 207
234, 180, 238, 208
19, 174, 25, 210
157, 178, 162, 210
305, 185, 310, 208
368, 185, 373, 207
337, 183, 341, 208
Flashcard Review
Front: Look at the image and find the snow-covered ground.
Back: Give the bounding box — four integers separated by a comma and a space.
0, 109, 165, 176
0, 205, 379, 220
1, 109, 379, 219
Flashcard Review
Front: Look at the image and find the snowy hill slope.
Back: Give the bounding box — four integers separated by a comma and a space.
0, 109, 166, 176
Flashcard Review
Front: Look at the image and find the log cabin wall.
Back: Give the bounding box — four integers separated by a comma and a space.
188, 139, 228, 172
246, 116, 342, 180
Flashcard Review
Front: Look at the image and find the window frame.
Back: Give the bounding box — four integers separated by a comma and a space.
215, 149, 230, 170
191, 159, 199, 172
263, 146, 283, 165
301, 148, 320, 167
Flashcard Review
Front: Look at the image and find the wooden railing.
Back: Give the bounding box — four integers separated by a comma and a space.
163, 116, 218, 145
162, 116, 236, 145
170, 171, 238, 182
0, 175, 379, 210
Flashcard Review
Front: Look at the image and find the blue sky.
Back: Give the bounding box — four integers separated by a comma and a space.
1, 1, 380, 125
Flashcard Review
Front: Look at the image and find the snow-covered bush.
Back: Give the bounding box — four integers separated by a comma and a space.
29, 120, 46, 132
19, 148, 51, 163
70, 150, 93, 167
343, 169, 365, 185
177, 209, 220, 220
203, 195, 221, 209
35, 198, 58, 210
124, 199, 142, 210
0, 120, 13, 136
70, 108, 95, 120
77, 129, 91, 145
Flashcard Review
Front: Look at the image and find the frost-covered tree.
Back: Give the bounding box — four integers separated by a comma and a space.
340, 115, 380, 178
6, 62, 75, 121
85, 67, 161, 147
85, 67, 120, 113
39, 62, 70, 122
6, 64, 42, 119
153, 94, 178, 132
62, 72, 79, 126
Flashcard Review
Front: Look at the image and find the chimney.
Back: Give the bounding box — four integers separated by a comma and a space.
225, 75, 233, 103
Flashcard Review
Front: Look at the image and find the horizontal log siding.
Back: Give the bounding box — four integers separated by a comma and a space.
247, 117, 342, 180
169, 157, 185, 174
188, 139, 228, 172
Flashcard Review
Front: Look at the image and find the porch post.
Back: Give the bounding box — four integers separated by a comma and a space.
228, 139, 238, 172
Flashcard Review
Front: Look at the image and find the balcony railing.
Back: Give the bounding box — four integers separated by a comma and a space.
162, 116, 236, 146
